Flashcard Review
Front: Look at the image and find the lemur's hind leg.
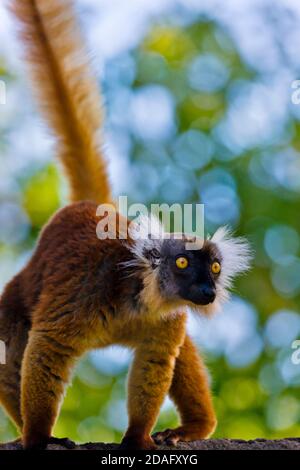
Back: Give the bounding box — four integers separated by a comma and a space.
0, 307, 30, 430
21, 324, 80, 449
153, 335, 217, 446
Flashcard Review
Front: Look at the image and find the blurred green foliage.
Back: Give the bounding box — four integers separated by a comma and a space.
22, 164, 60, 228
0, 4, 300, 444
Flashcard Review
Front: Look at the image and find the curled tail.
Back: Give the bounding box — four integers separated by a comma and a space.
11, 0, 111, 204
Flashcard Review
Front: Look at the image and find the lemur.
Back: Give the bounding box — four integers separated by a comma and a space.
0, 0, 251, 450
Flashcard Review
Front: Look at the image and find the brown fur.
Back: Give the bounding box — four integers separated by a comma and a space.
0, 0, 217, 450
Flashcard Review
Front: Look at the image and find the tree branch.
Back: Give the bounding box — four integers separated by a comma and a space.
1, 438, 300, 450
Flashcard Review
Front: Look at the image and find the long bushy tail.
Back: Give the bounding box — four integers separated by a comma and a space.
10, 0, 111, 204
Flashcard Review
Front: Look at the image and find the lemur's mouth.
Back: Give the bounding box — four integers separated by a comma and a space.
191, 298, 215, 306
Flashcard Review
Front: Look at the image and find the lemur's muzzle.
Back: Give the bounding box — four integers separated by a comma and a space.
183, 284, 216, 305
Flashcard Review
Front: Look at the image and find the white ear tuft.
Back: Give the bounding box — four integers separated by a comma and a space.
211, 226, 252, 289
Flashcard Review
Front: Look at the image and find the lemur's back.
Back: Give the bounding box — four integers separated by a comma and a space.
1, 202, 97, 317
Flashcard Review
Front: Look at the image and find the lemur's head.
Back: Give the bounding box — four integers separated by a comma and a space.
124, 216, 251, 316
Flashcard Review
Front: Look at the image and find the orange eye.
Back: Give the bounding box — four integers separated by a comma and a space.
211, 261, 221, 274
176, 256, 189, 269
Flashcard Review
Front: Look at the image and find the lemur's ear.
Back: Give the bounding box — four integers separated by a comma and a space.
211, 226, 252, 289
149, 248, 161, 259
126, 214, 164, 267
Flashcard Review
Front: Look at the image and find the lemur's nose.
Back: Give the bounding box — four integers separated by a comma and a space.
200, 285, 216, 303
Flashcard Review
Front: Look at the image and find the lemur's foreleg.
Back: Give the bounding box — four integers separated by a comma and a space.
153, 335, 217, 445
121, 315, 186, 449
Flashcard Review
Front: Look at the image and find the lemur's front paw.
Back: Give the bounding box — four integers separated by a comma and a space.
152, 422, 216, 446
152, 428, 182, 446
119, 435, 157, 450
